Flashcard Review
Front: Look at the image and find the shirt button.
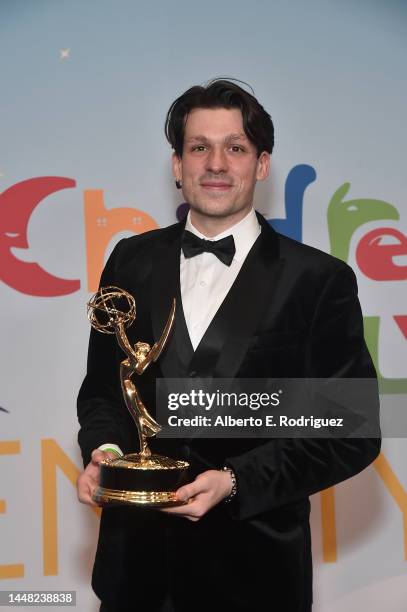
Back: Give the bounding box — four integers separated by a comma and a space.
199, 280, 206, 287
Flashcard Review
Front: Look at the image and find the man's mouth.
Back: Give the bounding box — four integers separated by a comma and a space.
200, 182, 232, 190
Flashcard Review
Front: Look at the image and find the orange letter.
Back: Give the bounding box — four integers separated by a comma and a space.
0, 441, 24, 579
84, 190, 159, 291
373, 453, 407, 559
320, 488, 337, 562
41, 439, 99, 576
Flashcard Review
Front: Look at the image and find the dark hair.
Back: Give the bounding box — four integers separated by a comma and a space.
165, 78, 274, 158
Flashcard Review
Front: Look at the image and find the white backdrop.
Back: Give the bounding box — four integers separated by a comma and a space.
1, 0, 406, 609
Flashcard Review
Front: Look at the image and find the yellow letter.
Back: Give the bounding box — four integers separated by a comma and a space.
373, 453, 407, 559
84, 190, 158, 291
0, 441, 24, 579
41, 439, 100, 576
320, 487, 337, 563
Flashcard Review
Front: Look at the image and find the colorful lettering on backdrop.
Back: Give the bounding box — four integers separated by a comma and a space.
1, 167, 405, 392
0, 166, 406, 573
0, 437, 405, 575
0, 177, 79, 296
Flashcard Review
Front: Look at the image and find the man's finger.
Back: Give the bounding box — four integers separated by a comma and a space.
91, 449, 109, 465
77, 475, 96, 505
175, 476, 208, 502
77, 448, 116, 506
160, 497, 202, 518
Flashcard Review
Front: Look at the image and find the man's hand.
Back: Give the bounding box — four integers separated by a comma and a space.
159, 469, 233, 522
76, 449, 117, 506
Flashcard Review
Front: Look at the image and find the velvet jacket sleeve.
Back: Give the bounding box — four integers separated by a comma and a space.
77, 240, 128, 467
224, 263, 381, 521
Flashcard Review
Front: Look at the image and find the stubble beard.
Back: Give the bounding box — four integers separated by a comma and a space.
187, 188, 250, 221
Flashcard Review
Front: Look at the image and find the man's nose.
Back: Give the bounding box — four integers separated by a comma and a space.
205, 146, 228, 173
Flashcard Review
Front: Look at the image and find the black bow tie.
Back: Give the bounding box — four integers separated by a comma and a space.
181, 230, 236, 266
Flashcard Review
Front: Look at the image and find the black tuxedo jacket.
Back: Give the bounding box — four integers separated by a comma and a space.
77, 212, 380, 612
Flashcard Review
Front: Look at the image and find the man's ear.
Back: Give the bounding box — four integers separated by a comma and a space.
172, 152, 182, 182
256, 151, 271, 181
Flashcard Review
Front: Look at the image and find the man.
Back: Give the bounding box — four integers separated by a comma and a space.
77, 79, 380, 612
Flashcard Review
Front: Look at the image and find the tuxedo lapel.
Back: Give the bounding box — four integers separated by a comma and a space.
189, 214, 285, 378
151, 220, 194, 378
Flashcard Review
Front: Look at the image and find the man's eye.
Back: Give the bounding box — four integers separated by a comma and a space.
192, 145, 206, 152
230, 145, 244, 152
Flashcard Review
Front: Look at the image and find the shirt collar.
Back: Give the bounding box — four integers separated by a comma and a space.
185, 208, 261, 263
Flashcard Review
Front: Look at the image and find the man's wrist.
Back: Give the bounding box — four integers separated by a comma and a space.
220, 465, 237, 503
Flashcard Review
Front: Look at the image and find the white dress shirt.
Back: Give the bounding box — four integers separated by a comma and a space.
180, 207, 261, 350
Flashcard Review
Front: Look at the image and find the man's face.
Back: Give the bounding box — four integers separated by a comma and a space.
172, 107, 270, 222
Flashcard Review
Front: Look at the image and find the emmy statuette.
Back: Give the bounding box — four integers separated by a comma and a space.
87, 286, 189, 507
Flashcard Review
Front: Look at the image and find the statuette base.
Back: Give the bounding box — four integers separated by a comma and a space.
92, 453, 190, 507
